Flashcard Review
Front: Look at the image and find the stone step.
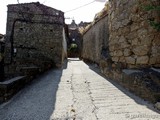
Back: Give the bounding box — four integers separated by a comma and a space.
0, 65, 46, 103
0, 76, 26, 103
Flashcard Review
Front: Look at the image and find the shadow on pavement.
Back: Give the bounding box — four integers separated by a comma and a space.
0, 60, 68, 120
86, 62, 160, 114
62, 58, 68, 69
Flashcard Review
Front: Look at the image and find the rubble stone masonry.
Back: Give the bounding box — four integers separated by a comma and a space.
82, 0, 160, 103
108, 0, 160, 68
4, 2, 66, 76
82, 14, 109, 63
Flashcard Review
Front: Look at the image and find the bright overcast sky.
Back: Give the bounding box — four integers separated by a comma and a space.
0, 0, 107, 34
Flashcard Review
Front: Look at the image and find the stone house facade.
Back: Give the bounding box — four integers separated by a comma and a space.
0, 34, 5, 81
5, 2, 67, 77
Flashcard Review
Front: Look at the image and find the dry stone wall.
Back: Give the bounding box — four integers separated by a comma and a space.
108, 0, 160, 68
82, 0, 160, 103
82, 15, 109, 64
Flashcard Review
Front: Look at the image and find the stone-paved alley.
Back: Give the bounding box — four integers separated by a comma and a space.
0, 58, 160, 120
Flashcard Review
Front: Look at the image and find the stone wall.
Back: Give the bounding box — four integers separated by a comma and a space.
0, 34, 5, 81
108, 0, 160, 68
82, 1, 160, 103
106, 0, 160, 104
67, 20, 83, 58
0, 42, 4, 81
82, 14, 109, 63
4, 2, 66, 77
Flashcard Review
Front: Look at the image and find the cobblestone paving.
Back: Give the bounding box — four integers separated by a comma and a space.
0, 58, 159, 120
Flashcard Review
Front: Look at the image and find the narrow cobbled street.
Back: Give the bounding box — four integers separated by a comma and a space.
0, 58, 159, 120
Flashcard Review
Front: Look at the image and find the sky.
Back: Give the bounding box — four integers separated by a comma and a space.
0, 0, 107, 34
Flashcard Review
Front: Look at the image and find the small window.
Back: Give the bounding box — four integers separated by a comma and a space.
50, 29, 53, 32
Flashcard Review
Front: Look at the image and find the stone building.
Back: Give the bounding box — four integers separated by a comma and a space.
4, 2, 67, 77
0, 34, 5, 81
67, 20, 82, 57
78, 21, 91, 29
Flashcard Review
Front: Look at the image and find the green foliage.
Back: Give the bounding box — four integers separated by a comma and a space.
70, 43, 77, 49
143, 5, 160, 11
141, 0, 160, 31
149, 20, 160, 31
68, 43, 78, 52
